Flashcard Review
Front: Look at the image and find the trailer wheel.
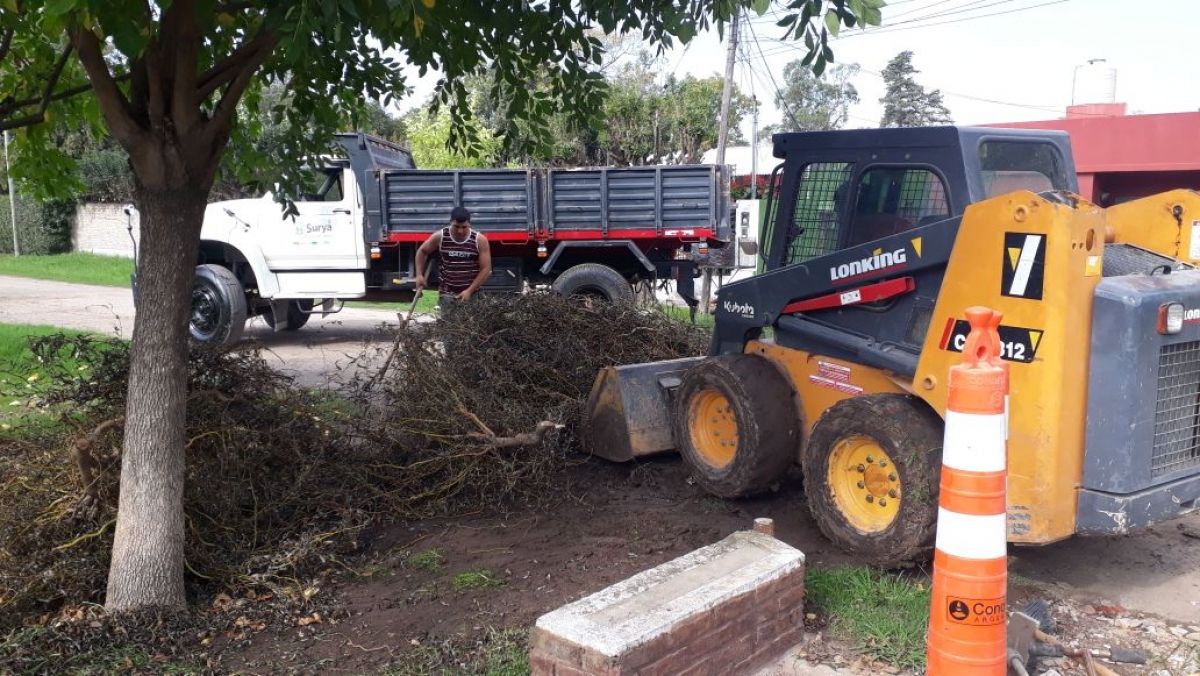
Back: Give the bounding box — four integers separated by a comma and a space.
264, 299, 315, 331
190, 264, 247, 346
552, 263, 633, 303
802, 394, 943, 567
673, 354, 800, 498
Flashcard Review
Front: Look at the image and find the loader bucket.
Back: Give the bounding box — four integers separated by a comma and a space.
582, 357, 705, 462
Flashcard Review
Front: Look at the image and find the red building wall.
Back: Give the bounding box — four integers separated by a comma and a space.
986, 110, 1200, 205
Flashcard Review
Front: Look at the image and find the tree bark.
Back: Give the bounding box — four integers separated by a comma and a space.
104, 179, 207, 610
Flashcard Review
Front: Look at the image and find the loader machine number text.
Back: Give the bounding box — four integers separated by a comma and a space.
939, 318, 1043, 364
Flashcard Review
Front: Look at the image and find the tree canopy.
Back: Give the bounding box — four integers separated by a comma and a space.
0, 0, 884, 613
771, 59, 860, 132
878, 50, 952, 128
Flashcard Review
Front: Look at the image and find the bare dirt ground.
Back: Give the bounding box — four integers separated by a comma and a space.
6, 275, 1200, 675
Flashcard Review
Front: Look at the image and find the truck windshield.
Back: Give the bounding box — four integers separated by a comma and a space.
979, 141, 1069, 198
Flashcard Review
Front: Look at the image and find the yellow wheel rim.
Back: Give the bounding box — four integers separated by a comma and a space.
687, 390, 738, 469
827, 435, 901, 532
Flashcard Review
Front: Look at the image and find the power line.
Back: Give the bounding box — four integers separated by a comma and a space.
756, 38, 1078, 116
744, 16, 803, 130
837, 0, 1073, 38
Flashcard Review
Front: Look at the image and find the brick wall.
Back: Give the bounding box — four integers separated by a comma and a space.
530, 530, 806, 676
73, 202, 140, 258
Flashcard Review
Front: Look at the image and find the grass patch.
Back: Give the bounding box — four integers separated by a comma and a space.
804, 565, 930, 671
0, 253, 134, 287
0, 323, 97, 425
452, 569, 504, 591
655, 303, 716, 328
384, 627, 528, 676
406, 549, 445, 572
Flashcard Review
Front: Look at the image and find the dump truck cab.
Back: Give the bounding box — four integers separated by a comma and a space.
585, 125, 1200, 567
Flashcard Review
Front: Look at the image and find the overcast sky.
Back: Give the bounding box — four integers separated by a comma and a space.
399, 0, 1200, 144
667, 0, 1200, 139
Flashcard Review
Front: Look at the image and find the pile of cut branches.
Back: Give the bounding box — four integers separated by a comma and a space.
344, 291, 709, 515
0, 336, 355, 632
0, 293, 708, 635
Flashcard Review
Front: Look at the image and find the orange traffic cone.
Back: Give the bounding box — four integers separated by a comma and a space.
927, 306, 1010, 675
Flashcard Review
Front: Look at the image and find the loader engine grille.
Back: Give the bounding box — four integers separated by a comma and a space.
1153, 340, 1200, 478
1104, 243, 1194, 277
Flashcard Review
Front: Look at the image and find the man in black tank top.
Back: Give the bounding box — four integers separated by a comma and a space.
415, 206, 492, 304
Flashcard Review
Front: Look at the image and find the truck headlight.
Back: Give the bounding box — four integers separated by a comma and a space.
1158, 302, 1184, 334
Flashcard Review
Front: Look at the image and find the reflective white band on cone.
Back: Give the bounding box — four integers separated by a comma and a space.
934, 509, 1007, 560
942, 411, 1007, 473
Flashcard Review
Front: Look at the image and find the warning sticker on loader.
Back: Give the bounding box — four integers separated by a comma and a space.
808, 361, 863, 395
1001, 232, 1045, 300
939, 318, 1044, 364
946, 596, 1006, 626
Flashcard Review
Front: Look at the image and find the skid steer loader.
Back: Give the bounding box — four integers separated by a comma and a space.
583, 126, 1200, 567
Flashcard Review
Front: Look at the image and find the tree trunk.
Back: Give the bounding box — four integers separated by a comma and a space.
104, 182, 207, 610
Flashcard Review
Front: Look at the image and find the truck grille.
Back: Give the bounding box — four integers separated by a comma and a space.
1154, 341, 1200, 478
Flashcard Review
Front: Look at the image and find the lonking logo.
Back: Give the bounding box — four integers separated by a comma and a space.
723, 300, 755, 318
1186, 308, 1200, 324
830, 246, 908, 283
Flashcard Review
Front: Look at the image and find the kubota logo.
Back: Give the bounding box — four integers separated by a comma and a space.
830, 238, 920, 284
723, 300, 755, 318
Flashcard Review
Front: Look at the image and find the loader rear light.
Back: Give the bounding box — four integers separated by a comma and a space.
370, 246, 381, 260
1158, 302, 1184, 334
537, 243, 548, 258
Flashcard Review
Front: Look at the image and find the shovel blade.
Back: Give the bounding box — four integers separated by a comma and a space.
582, 357, 704, 462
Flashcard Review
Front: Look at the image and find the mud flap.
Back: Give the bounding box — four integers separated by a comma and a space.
582, 356, 705, 462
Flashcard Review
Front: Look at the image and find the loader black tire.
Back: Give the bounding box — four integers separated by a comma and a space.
190, 264, 247, 347
552, 263, 633, 303
673, 354, 800, 498
264, 299, 315, 331
802, 394, 943, 568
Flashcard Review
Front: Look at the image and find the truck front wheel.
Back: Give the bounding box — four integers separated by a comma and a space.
551, 263, 633, 303
190, 264, 247, 346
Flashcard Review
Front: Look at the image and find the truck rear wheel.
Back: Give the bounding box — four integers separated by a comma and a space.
190, 264, 247, 347
673, 354, 800, 498
802, 394, 943, 567
264, 299, 315, 331
552, 263, 633, 303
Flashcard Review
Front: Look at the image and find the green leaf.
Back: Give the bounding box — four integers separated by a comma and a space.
338, 0, 360, 20
824, 10, 840, 37
751, 0, 771, 15
42, 0, 78, 17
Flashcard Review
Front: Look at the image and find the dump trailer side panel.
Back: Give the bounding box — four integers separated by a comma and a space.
378, 169, 537, 236
546, 165, 729, 238
914, 190, 1106, 545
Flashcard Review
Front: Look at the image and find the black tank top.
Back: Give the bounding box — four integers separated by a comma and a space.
439, 227, 480, 294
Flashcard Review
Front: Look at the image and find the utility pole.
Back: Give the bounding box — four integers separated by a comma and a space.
702, 8, 739, 314
4, 131, 17, 257
750, 95, 759, 199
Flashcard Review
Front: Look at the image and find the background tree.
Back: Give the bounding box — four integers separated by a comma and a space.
878, 50, 953, 128
0, 0, 880, 613
402, 106, 501, 169
771, 60, 860, 132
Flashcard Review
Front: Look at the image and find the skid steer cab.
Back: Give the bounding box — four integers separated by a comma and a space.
583, 125, 1200, 567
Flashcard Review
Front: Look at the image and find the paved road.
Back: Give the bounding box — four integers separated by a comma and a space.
5, 274, 1200, 624
0, 275, 424, 388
